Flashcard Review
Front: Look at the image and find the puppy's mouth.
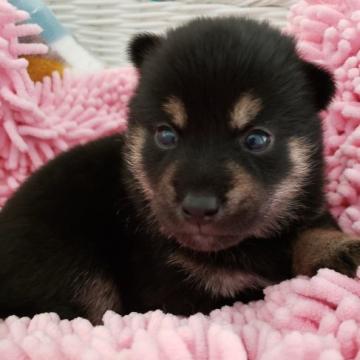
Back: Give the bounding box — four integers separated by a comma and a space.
175, 232, 241, 252
162, 224, 245, 252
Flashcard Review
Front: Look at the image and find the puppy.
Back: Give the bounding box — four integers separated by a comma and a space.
0, 17, 359, 324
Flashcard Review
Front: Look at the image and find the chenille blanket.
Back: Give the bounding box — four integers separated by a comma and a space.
1, 0, 360, 359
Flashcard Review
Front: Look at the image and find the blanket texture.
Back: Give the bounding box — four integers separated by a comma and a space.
287, 0, 360, 235
1, 269, 360, 359
1, 0, 360, 359
0, 0, 135, 207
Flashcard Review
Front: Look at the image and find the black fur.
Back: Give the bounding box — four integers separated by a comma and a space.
301, 61, 336, 111
0, 17, 344, 323
128, 33, 163, 68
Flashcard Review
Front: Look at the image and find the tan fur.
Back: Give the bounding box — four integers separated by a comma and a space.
163, 96, 187, 129
225, 161, 263, 214
124, 127, 154, 200
293, 228, 359, 276
223, 144, 313, 239
74, 273, 121, 324
230, 94, 262, 130
260, 138, 315, 235
168, 253, 270, 298
152, 163, 177, 233
157, 163, 177, 203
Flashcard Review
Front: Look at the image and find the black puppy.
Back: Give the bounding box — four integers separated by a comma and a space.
0, 17, 359, 324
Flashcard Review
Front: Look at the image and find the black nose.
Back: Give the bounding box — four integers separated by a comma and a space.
182, 193, 220, 222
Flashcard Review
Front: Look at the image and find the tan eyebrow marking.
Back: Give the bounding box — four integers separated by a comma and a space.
162, 96, 187, 129
230, 93, 262, 130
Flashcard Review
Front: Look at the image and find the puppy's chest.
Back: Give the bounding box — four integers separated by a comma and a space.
167, 253, 272, 298
124, 249, 271, 315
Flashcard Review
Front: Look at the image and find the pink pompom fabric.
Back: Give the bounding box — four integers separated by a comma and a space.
0, 269, 359, 360
0, 0, 137, 207
287, 0, 360, 235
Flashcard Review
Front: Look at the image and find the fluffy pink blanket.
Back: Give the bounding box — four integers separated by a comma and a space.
1, 0, 360, 359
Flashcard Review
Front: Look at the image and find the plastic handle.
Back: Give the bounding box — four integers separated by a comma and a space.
9, 0, 69, 43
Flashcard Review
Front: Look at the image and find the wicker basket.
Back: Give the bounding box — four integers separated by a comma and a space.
45, 0, 294, 67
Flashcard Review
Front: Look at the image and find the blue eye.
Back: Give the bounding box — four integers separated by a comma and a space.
155, 125, 178, 149
244, 129, 271, 152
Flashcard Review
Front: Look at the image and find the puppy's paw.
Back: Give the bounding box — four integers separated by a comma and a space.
312, 240, 360, 277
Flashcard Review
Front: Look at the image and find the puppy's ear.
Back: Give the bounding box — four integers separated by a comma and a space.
302, 61, 336, 111
128, 33, 163, 68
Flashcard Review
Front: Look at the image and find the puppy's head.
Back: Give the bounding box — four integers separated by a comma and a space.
125, 17, 335, 252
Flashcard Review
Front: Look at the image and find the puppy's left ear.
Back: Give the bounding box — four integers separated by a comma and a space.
302, 61, 336, 111
128, 33, 163, 69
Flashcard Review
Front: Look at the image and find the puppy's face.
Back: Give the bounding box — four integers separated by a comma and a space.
126, 18, 335, 252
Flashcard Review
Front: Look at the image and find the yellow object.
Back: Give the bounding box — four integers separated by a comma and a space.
24, 55, 65, 82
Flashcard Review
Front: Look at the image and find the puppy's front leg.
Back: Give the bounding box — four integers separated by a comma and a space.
292, 214, 360, 277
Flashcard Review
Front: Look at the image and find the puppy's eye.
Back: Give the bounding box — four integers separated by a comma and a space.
154, 125, 178, 149
244, 129, 271, 152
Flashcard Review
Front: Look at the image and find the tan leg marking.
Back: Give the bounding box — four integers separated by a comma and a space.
73, 273, 122, 325
293, 227, 360, 276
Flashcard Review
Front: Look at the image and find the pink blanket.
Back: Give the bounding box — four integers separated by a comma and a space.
0, 269, 358, 360
287, 0, 360, 236
1, 0, 360, 359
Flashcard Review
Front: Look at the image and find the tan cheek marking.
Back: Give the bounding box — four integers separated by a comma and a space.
264, 138, 315, 232
230, 94, 262, 130
157, 163, 177, 204
163, 96, 187, 129
124, 127, 154, 200
225, 161, 262, 214
152, 163, 178, 229
292, 228, 357, 276
73, 273, 122, 325
273, 138, 313, 206
167, 253, 271, 298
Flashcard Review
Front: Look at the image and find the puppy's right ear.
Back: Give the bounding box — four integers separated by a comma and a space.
128, 33, 163, 68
